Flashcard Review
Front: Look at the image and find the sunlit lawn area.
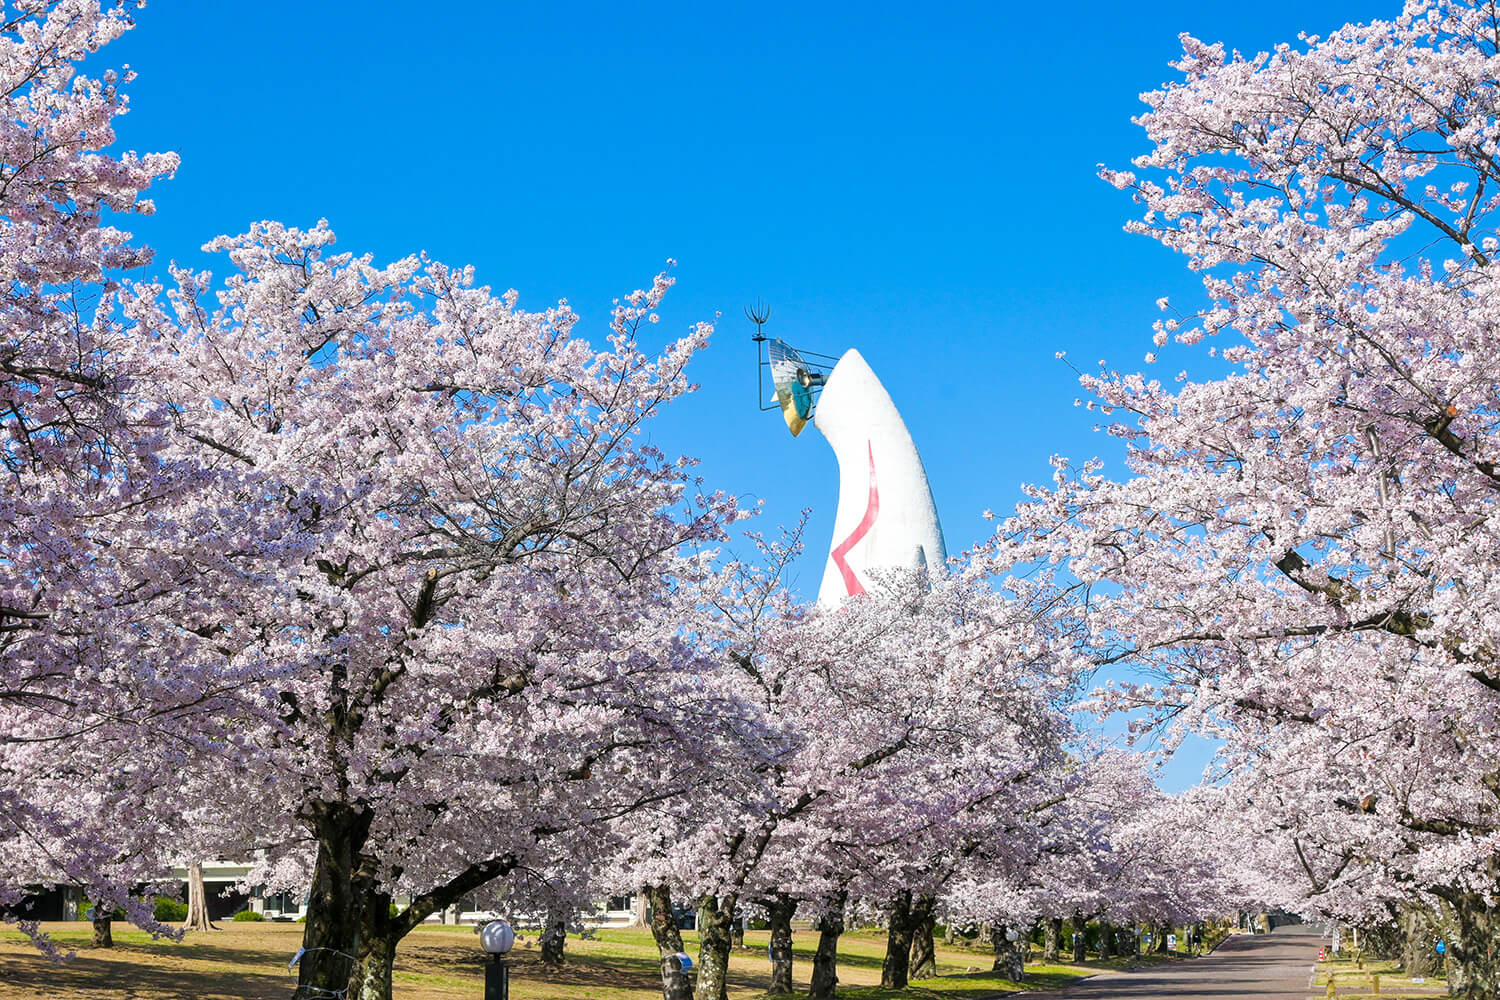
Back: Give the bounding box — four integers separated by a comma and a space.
0, 922, 1102, 1000
1312, 953, 1447, 999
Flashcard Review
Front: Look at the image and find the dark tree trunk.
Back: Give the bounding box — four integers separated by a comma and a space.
540, 911, 568, 965
348, 854, 517, 1000
182, 861, 219, 933
992, 924, 1025, 981
809, 892, 845, 1000
1400, 906, 1439, 978
1438, 883, 1500, 1000
909, 894, 938, 980
92, 915, 112, 948
1117, 924, 1135, 957
731, 916, 745, 949
1154, 922, 1169, 954
348, 892, 396, 1000
644, 884, 693, 1000
295, 805, 374, 1000
1070, 912, 1087, 962
1043, 916, 1062, 963
694, 893, 734, 1000
1098, 919, 1113, 960
880, 888, 915, 990
1359, 919, 1400, 960
765, 893, 796, 995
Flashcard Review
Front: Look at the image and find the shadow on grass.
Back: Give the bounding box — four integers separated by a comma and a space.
395, 941, 664, 993
0, 949, 290, 1000
20, 927, 306, 968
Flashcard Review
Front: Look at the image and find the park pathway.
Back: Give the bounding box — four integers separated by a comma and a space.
1038, 925, 1323, 1000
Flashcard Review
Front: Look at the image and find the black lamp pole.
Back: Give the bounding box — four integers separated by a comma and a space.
484, 955, 509, 1000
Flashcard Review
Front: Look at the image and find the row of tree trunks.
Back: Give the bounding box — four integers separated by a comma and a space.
909, 894, 938, 980
1070, 912, 1086, 962
644, 884, 693, 1000
880, 889, 915, 989
809, 893, 845, 1000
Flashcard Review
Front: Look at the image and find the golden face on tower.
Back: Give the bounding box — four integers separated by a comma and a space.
768, 339, 822, 436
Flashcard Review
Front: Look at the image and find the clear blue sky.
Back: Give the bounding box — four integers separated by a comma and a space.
108, 0, 1385, 787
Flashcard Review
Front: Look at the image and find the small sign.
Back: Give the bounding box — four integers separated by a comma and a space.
1436, 942, 1447, 954
1413, 977, 1426, 984
1167, 934, 1177, 951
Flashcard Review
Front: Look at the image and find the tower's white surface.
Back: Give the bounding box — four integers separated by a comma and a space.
811, 349, 946, 606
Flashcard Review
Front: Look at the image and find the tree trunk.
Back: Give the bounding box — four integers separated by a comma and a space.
92, 914, 112, 948
992, 924, 1025, 981
1440, 885, 1500, 1000
1400, 905, 1439, 978
909, 894, 938, 980
644, 884, 693, 1000
182, 862, 219, 933
765, 893, 796, 995
347, 853, 518, 1000
540, 910, 568, 965
1118, 923, 1135, 957
730, 915, 745, 949
1098, 919, 1113, 960
1070, 912, 1087, 962
348, 893, 396, 1000
1043, 916, 1062, 963
295, 806, 374, 1000
1154, 922, 1169, 954
880, 888, 914, 989
694, 893, 734, 1000
809, 891, 845, 1000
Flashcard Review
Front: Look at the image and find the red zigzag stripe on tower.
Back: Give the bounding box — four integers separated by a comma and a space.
830, 441, 879, 597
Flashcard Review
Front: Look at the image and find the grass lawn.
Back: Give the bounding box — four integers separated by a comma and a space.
1312, 953, 1447, 999
0, 922, 1102, 999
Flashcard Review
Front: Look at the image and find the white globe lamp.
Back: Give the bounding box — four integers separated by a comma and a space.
480, 919, 515, 1000
480, 919, 515, 956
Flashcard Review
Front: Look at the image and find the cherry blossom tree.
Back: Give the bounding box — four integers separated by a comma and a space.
0, 0, 191, 947
1000, 2, 1500, 994
613, 540, 1086, 1000
106, 223, 746, 999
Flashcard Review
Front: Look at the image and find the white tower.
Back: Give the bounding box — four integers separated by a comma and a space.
761, 336, 946, 605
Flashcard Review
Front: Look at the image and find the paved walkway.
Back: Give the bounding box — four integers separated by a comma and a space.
1040, 926, 1323, 999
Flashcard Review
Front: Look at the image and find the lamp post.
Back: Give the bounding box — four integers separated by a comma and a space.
480, 919, 515, 1000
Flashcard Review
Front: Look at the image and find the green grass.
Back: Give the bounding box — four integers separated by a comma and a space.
832, 963, 1089, 999
0, 921, 1099, 1000
1313, 953, 1447, 999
